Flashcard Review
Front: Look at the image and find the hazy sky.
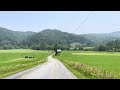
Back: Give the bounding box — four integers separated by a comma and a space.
0, 11, 120, 34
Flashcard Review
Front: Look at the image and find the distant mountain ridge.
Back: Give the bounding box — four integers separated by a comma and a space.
81, 31, 120, 44
25, 29, 93, 46
0, 27, 36, 42
0, 27, 93, 49
0, 27, 120, 49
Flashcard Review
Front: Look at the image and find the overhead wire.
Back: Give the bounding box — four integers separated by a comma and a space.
72, 11, 94, 34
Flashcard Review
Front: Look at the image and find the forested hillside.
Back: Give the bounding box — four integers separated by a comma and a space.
0, 27, 93, 50
81, 32, 120, 45
1, 27, 120, 51
0, 27, 36, 49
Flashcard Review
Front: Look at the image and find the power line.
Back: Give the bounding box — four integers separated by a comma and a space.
72, 11, 94, 34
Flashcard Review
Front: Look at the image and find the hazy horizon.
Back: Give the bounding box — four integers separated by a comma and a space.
0, 11, 120, 34
1, 26, 120, 35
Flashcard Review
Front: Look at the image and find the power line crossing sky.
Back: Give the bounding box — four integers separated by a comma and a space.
0, 11, 120, 34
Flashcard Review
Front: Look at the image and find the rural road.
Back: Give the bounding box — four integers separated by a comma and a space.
4, 56, 77, 79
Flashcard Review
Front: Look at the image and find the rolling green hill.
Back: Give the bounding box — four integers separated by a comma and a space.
0, 27, 36, 43
1, 27, 120, 50
25, 29, 93, 46
0, 27, 36, 49
81, 32, 120, 44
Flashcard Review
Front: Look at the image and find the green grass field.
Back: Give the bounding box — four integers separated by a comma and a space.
55, 51, 120, 79
0, 49, 49, 78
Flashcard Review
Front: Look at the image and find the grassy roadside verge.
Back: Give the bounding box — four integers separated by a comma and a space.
60, 60, 117, 79
0, 58, 47, 78
60, 60, 88, 79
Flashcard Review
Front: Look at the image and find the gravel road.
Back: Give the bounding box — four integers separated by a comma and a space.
3, 56, 77, 79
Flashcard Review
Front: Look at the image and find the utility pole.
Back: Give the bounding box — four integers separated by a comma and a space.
54, 44, 58, 55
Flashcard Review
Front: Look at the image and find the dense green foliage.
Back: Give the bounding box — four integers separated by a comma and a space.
105, 40, 120, 52
95, 40, 120, 52
81, 31, 120, 45
23, 29, 94, 50
1, 27, 120, 51
0, 27, 36, 49
0, 27, 93, 50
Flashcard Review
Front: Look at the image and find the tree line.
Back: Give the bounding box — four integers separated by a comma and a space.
0, 27, 120, 52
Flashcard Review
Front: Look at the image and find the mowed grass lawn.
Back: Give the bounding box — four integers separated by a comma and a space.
55, 51, 120, 79
0, 49, 49, 78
